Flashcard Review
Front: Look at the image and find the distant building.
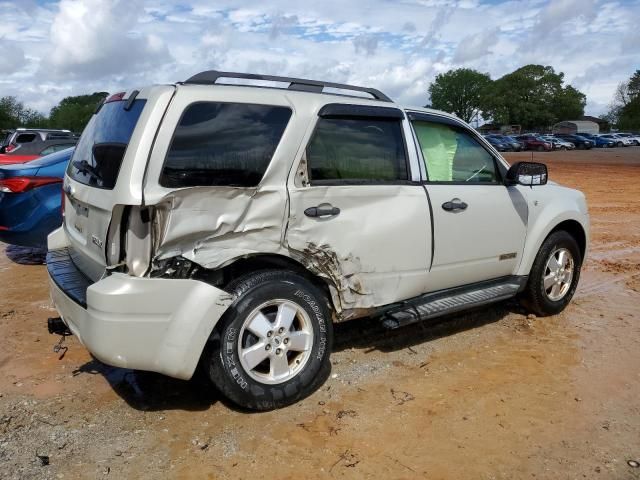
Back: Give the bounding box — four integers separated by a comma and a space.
552, 120, 599, 135
581, 115, 610, 133
478, 123, 501, 134
477, 123, 521, 135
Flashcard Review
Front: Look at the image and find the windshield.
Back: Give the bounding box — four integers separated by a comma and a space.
67, 99, 146, 189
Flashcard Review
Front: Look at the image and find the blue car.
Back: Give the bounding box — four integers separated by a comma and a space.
0, 147, 73, 249
576, 133, 615, 148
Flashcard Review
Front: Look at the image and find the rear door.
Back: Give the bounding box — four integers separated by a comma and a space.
287, 104, 432, 310
408, 112, 528, 291
62, 88, 174, 280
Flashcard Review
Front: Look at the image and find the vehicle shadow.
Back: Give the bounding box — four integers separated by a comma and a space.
72, 359, 224, 412
4, 244, 47, 265
74, 299, 523, 413
333, 299, 523, 353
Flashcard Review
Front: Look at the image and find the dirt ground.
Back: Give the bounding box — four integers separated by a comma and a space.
1, 147, 639, 480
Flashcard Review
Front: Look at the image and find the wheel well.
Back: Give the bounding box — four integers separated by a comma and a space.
549, 220, 586, 260
208, 254, 335, 307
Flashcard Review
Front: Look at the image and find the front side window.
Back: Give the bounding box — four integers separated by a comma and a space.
160, 102, 292, 188
412, 121, 499, 183
306, 117, 408, 183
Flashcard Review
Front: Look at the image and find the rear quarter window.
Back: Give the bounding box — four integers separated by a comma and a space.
15, 133, 37, 143
160, 102, 292, 188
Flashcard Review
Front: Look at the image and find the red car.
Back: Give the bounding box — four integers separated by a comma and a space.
515, 134, 552, 151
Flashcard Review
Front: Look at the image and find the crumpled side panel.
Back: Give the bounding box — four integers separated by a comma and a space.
153, 186, 288, 268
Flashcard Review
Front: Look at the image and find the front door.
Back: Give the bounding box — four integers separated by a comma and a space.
409, 114, 529, 291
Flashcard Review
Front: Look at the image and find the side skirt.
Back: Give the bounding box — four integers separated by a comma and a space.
377, 276, 527, 330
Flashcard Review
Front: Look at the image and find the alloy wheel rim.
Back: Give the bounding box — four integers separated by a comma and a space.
237, 299, 314, 385
543, 247, 575, 301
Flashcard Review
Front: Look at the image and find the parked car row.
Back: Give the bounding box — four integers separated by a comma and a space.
0, 128, 78, 164
482, 131, 640, 152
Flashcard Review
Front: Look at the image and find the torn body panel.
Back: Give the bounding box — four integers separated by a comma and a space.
150, 185, 289, 270
286, 184, 433, 316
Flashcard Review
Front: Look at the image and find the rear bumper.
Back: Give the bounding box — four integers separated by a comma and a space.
47, 247, 233, 380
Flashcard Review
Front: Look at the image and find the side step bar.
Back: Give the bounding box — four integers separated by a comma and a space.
378, 276, 527, 330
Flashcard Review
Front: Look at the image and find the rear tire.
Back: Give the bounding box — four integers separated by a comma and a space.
520, 231, 582, 317
205, 270, 333, 410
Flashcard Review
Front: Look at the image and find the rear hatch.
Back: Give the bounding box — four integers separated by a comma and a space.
62, 88, 174, 281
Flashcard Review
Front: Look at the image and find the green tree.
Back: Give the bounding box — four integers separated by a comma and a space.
48, 92, 108, 132
483, 65, 585, 130
618, 97, 640, 131
427, 68, 492, 122
604, 70, 640, 128
0, 96, 49, 129
627, 70, 640, 99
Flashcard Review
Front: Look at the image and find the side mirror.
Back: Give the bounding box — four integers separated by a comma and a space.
506, 161, 548, 187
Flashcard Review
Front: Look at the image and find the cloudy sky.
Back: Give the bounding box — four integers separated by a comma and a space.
2, 0, 639, 116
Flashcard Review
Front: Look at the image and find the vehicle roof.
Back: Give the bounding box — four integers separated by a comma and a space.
136, 71, 467, 126
14, 128, 71, 132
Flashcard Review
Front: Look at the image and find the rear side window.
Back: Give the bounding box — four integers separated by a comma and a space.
40, 144, 76, 156
306, 118, 408, 183
67, 99, 146, 189
15, 133, 37, 143
160, 102, 292, 188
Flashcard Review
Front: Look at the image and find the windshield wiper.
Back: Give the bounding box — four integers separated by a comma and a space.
73, 160, 103, 180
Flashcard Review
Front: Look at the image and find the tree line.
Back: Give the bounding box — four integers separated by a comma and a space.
427, 64, 587, 130
0, 92, 108, 133
2, 67, 639, 134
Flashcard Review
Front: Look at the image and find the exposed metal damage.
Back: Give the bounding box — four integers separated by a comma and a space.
144, 185, 379, 319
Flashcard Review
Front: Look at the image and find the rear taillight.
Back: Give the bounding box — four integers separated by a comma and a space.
0, 176, 62, 193
5, 144, 16, 153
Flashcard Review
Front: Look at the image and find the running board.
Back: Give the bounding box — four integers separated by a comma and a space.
378, 276, 527, 330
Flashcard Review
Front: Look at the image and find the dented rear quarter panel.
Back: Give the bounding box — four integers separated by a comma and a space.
141, 85, 315, 268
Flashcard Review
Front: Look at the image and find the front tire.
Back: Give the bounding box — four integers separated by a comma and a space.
206, 270, 333, 410
520, 231, 582, 316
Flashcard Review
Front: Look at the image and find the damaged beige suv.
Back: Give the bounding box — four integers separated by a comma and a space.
47, 71, 589, 410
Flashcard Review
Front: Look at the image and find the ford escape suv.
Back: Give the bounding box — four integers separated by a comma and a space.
47, 71, 589, 410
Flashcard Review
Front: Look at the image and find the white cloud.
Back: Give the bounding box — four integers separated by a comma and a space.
1, 0, 638, 117
453, 29, 498, 63
43, 0, 171, 78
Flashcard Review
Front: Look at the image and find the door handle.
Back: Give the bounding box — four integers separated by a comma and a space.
442, 199, 468, 212
304, 205, 341, 218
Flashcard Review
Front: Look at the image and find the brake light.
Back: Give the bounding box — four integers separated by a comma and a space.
0, 176, 62, 193
105, 92, 126, 103
5, 144, 16, 153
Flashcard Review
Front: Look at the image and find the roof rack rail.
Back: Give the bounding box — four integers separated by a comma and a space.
184, 70, 393, 103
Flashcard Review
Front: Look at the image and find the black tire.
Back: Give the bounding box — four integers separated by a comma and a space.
537, 145, 544, 152
205, 270, 333, 411
520, 230, 582, 317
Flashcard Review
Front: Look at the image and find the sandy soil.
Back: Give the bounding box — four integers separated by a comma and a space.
1, 147, 639, 479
